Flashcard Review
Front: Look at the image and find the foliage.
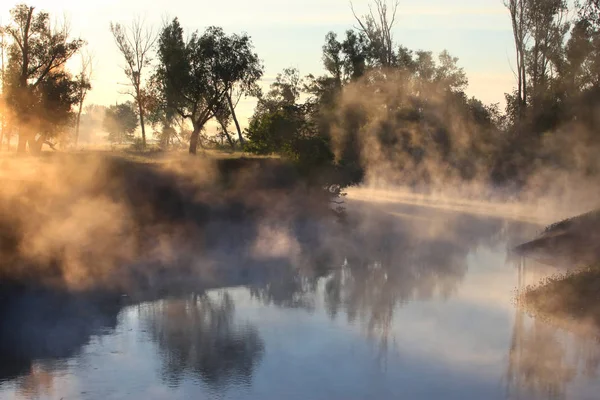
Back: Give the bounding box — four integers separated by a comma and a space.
244, 0, 600, 188
155, 19, 262, 154
246, 86, 334, 172
246, 67, 334, 168
492, 0, 600, 183
1, 0, 599, 196
103, 102, 138, 144
3, 3, 84, 152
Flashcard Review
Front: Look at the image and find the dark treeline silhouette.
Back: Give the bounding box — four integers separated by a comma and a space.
0, 0, 597, 190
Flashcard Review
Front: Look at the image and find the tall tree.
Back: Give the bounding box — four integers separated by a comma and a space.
525, 0, 569, 109
73, 50, 93, 147
156, 20, 262, 154
341, 30, 371, 80
505, 0, 569, 120
350, 0, 399, 68
219, 31, 263, 146
35, 68, 82, 151
505, 0, 529, 115
3, 4, 83, 153
322, 32, 344, 86
110, 17, 156, 149
263, 67, 303, 108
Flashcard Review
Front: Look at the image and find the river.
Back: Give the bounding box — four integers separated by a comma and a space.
1, 189, 599, 400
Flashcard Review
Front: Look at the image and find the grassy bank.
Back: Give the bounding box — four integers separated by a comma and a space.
517, 209, 600, 335
519, 266, 600, 337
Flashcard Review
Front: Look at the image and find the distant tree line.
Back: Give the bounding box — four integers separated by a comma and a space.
0, 0, 599, 187
243, 0, 600, 185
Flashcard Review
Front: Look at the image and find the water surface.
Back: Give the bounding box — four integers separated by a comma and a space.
2, 194, 599, 400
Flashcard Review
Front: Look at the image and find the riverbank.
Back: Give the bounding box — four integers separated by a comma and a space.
517, 209, 600, 336
0, 150, 351, 381
0, 151, 346, 296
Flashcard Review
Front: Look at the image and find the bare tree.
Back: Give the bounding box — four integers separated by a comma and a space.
350, 0, 399, 67
110, 17, 156, 148
74, 50, 94, 147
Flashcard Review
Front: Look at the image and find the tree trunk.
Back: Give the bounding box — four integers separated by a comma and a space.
138, 102, 147, 149
189, 126, 201, 154
74, 99, 83, 147
27, 134, 44, 155
17, 132, 28, 153
217, 118, 235, 149
140, 107, 146, 148
227, 94, 244, 145
520, 50, 527, 110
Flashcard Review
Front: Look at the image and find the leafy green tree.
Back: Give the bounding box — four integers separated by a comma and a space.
103, 102, 138, 144
155, 19, 262, 154
246, 68, 333, 169
3, 4, 83, 153
254, 67, 304, 116
36, 70, 82, 150
320, 30, 371, 83
322, 32, 344, 86
246, 103, 333, 167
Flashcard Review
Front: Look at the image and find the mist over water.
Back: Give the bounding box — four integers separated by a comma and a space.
2, 160, 600, 399
3, 0, 600, 397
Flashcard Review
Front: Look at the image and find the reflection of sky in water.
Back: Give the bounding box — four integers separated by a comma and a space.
3, 202, 600, 400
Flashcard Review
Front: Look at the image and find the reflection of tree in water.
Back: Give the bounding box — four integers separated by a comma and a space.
250, 203, 526, 352
143, 292, 264, 389
506, 258, 600, 400
322, 209, 508, 349
13, 361, 64, 400
249, 274, 319, 311
507, 308, 576, 400
0, 289, 120, 384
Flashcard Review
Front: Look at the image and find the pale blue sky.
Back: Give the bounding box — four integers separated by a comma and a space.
3, 0, 517, 126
